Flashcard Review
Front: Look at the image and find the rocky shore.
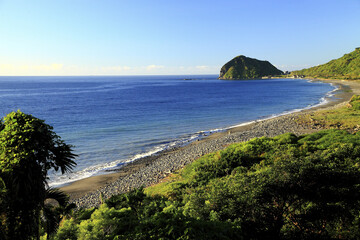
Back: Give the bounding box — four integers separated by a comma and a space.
69, 111, 325, 208
65, 79, 358, 209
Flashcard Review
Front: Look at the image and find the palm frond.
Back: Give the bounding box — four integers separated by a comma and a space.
45, 188, 69, 207
52, 142, 77, 174
42, 204, 60, 237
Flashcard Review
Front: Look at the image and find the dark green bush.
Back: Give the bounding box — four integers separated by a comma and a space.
53, 130, 360, 239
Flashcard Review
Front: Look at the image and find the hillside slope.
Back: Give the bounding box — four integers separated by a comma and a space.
219, 55, 283, 80
292, 48, 360, 80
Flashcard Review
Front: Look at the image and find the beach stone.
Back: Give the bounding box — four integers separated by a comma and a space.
70, 111, 319, 209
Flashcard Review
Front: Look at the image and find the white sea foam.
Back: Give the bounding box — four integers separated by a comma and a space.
49, 80, 339, 188
225, 82, 339, 128
48, 129, 225, 187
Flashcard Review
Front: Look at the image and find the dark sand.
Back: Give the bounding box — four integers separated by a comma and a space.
61, 79, 360, 207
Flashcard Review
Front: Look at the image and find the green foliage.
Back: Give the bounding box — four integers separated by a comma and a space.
349, 94, 360, 110
0, 177, 6, 239
42, 188, 77, 238
54, 129, 360, 239
177, 130, 360, 238
298, 129, 360, 148
53, 218, 78, 240
75, 207, 96, 221
77, 204, 133, 240
106, 187, 147, 212
54, 188, 241, 240
297, 95, 360, 131
0, 111, 77, 240
292, 48, 360, 80
219, 55, 284, 79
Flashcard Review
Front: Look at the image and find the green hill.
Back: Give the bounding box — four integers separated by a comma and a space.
219, 55, 283, 80
292, 48, 360, 80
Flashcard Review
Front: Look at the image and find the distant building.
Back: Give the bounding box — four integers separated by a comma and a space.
291, 75, 305, 78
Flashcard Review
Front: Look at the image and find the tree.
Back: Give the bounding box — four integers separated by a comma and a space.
0, 176, 6, 239
41, 188, 77, 238
179, 131, 360, 239
0, 111, 76, 240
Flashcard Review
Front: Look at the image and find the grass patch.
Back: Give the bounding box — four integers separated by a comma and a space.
297, 94, 360, 131
144, 173, 184, 198
144, 154, 219, 198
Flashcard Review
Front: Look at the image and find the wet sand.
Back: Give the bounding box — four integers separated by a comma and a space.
61, 79, 360, 208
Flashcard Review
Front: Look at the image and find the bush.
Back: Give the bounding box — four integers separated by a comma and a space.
349, 95, 360, 110
53, 130, 360, 239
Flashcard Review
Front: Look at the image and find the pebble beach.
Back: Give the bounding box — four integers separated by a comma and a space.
62, 79, 359, 209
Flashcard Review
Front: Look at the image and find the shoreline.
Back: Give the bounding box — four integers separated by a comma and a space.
61, 79, 359, 208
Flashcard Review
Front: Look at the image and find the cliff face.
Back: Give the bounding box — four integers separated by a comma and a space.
291, 48, 360, 80
219, 55, 283, 80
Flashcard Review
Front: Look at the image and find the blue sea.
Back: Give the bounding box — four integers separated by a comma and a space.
0, 75, 337, 186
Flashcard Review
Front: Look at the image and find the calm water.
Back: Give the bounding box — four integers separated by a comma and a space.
0, 75, 336, 186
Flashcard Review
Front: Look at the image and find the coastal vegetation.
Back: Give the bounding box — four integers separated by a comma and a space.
0, 111, 77, 240
219, 55, 284, 80
297, 94, 360, 131
2, 99, 360, 239
52, 126, 360, 239
291, 48, 360, 80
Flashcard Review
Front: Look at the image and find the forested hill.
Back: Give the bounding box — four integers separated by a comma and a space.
219, 55, 283, 80
292, 48, 360, 80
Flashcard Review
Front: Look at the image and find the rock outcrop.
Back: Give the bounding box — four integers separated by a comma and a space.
219, 55, 283, 80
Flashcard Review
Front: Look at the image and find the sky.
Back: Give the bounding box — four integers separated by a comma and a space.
0, 0, 359, 76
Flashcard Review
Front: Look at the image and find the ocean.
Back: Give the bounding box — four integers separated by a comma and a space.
0, 75, 337, 187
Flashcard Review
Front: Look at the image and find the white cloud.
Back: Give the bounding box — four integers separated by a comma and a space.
33, 63, 63, 71
100, 66, 132, 72
0, 63, 63, 75
146, 65, 165, 71
0, 64, 14, 71
0, 63, 220, 76
195, 65, 210, 70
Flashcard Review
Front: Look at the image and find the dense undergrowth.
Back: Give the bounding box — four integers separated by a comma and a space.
51, 128, 360, 239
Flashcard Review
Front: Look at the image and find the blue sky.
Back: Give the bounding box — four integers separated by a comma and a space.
0, 0, 359, 76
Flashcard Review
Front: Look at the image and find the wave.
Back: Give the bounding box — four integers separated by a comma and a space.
0, 79, 183, 99
226, 82, 339, 129
48, 127, 225, 187
48, 80, 338, 188
0, 84, 135, 98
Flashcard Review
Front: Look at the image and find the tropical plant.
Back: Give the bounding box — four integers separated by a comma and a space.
0, 176, 6, 239
0, 110, 76, 240
41, 188, 77, 238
